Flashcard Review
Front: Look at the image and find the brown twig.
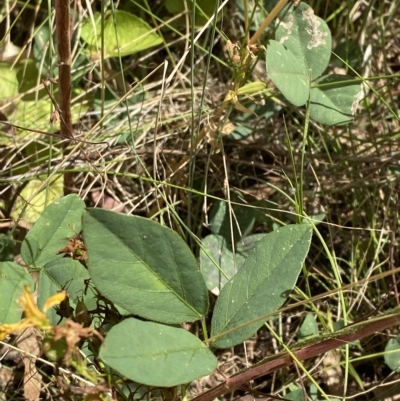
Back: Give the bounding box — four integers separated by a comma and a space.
55, 0, 74, 194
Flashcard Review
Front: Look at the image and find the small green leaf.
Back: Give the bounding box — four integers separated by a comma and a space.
100, 318, 217, 386
33, 25, 58, 77
200, 235, 232, 294
332, 39, 363, 70
211, 224, 312, 348
83, 209, 209, 324
200, 234, 266, 294
37, 258, 96, 325
43, 259, 92, 304
20, 194, 85, 268
276, 2, 332, 80
2, 87, 91, 147
230, 99, 281, 140
16, 59, 46, 101
309, 383, 318, 400
10, 89, 92, 142
209, 196, 256, 242
285, 387, 306, 401
0, 62, 18, 100
37, 271, 61, 325
11, 175, 64, 226
310, 74, 362, 125
266, 40, 310, 107
385, 335, 400, 372
298, 313, 319, 339
0, 262, 35, 323
10, 99, 56, 143
80, 11, 163, 58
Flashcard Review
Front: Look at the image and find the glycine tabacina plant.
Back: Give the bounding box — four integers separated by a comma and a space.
0, 1, 371, 396
1, 194, 312, 387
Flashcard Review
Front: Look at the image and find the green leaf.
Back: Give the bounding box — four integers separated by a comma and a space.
200, 235, 232, 294
211, 224, 312, 348
10, 90, 91, 141
80, 11, 163, 58
285, 387, 306, 401
266, 40, 310, 107
82, 209, 209, 324
37, 258, 96, 325
385, 335, 400, 372
16, 59, 46, 101
2, 87, 91, 147
20, 194, 85, 268
275, 2, 332, 81
0, 262, 34, 324
37, 271, 61, 325
11, 175, 64, 225
100, 318, 217, 386
33, 25, 58, 77
10, 98, 55, 142
309, 383, 318, 400
0, 62, 18, 100
200, 234, 266, 294
298, 313, 319, 339
310, 74, 362, 125
230, 99, 281, 140
209, 195, 256, 242
332, 39, 363, 70
45, 259, 94, 306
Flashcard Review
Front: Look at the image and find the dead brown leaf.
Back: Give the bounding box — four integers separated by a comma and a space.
15, 327, 42, 401
0, 365, 15, 400
322, 350, 343, 396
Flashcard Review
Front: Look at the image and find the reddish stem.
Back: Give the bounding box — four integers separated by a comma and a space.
192, 312, 400, 401
55, 0, 74, 194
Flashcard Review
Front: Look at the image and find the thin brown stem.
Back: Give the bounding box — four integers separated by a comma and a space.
55, 0, 74, 194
